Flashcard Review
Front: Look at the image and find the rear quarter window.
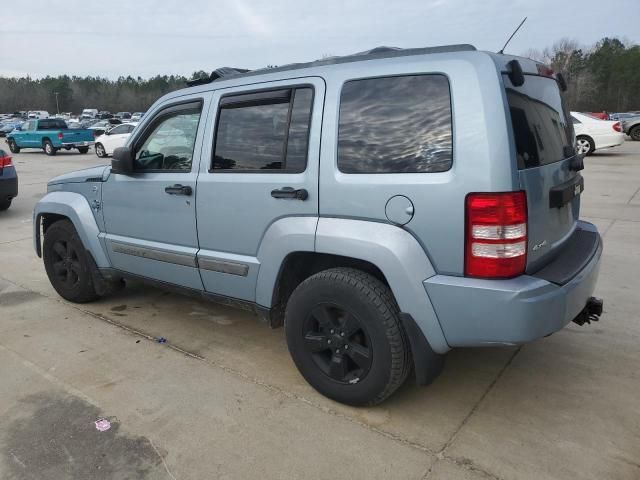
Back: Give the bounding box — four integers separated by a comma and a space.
337, 74, 453, 174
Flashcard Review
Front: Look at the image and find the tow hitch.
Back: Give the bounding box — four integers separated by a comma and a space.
572, 297, 604, 326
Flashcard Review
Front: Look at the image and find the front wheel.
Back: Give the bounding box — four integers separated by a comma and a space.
43, 140, 57, 156
43, 220, 99, 303
95, 143, 106, 158
576, 136, 595, 156
77, 146, 89, 154
7, 139, 20, 153
285, 268, 412, 406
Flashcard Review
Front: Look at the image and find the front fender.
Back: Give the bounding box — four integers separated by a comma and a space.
33, 191, 110, 268
315, 218, 449, 354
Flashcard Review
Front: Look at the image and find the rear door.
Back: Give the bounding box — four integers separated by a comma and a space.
195, 78, 323, 302
503, 73, 579, 271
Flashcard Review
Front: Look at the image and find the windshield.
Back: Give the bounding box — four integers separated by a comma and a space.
504, 75, 574, 170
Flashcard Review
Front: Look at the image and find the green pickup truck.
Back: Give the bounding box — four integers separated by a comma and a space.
6, 118, 95, 156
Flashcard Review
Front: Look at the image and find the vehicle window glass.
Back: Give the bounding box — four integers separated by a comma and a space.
134, 105, 201, 172
109, 125, 127, 135
505, 75, 574, 169
212, 87, 313, 172
571, 115, 581, 124
338, 75, 453, 174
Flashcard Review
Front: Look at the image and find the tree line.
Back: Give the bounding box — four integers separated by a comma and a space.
525, 37, 639, 112
0, 37, 638, 114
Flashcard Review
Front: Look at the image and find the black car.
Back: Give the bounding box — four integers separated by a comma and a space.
0, 148, 18, 210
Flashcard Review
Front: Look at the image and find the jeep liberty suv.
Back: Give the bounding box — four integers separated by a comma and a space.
34, 45, 603, 405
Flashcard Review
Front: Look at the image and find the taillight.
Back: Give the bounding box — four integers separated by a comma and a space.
57, 132, 64, 139
613, 122, 621, 132
0, 153, 12, 168
465, 192, 527, 279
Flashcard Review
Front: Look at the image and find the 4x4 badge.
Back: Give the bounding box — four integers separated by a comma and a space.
532, 240, 548, 251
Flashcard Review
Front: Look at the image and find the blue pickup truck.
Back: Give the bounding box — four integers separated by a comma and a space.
6, 118, 94, 156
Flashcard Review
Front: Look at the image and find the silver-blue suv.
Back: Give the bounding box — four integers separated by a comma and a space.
34, 45, 603, 405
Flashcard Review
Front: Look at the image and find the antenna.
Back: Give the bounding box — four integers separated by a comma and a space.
498, 17, 527, 54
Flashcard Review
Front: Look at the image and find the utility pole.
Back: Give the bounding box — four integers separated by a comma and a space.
54, 92, 60, 115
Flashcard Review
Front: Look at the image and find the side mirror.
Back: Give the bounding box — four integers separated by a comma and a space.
111, 147, 134, 174
14, 125, 22, 131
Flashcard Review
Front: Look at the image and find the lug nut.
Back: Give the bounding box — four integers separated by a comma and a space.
340, 332, 345, 337
327, 339, 332, 344
345, 345, 349, 350
330, 329, 335, 334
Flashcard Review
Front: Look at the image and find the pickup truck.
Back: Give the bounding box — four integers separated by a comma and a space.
6, 118, 95, 156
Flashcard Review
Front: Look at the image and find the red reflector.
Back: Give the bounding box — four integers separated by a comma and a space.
465, 192, 527, 279
57, 132, 64, 139
0, 154, 12, 168
613, 122, 621, 132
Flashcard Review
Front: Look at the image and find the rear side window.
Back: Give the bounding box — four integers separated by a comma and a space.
337, 75, 453, 174
212, 87, 313, 172
38, 119, 66, 130
505, 75, 574, 169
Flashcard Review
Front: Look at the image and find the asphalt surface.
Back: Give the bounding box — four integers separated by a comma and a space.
0, 141, 639, 479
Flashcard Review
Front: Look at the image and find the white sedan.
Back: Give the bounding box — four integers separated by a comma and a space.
571, 112, 624, 155
94, 123, 138, 158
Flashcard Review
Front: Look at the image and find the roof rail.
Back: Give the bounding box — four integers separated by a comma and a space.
186, 67, 250, 87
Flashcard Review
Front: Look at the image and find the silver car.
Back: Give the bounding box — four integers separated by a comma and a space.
34, 45, 603, 405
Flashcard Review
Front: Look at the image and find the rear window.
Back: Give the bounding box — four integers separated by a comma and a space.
337, 74, 453, 174
38, 119, 67, 130
505, 75, 574, 169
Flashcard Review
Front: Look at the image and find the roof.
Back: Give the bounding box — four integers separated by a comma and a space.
188, 44, 477, 87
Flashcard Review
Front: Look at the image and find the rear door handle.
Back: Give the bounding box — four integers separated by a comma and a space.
270, 187, 308, 200
165, 184, 193, 196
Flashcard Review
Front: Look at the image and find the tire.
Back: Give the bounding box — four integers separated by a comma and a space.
7, 139, 20, 153
95, 143, 106, 158
630, 126, 640, 142
43, 140, 57, 156
0, 199, 11, 211
43, 220, 99, 303
576, 136, 595, 156
77, 146, 89, 154
285, 267, 411, 406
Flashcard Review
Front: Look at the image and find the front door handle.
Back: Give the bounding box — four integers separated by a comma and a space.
271, 187, 308, 200
165, 184, 193, 196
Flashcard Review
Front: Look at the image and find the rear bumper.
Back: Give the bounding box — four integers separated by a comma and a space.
595, 132, 624, 150
62, 141, 94, 148
0, 167, 18, 200
424, 221, 602, 347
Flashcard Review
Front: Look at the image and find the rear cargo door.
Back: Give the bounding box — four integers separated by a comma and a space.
504, 73, 580, 272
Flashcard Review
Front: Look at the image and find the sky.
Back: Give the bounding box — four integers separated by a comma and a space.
1, 0, 638, 79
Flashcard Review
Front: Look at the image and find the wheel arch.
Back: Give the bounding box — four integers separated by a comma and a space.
34, 191, 110, 268
255, 216, 450, 354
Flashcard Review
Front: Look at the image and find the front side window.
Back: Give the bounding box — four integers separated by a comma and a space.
212, 87, 313, 172
133, 103, 202, 172
338, 75, 453, 174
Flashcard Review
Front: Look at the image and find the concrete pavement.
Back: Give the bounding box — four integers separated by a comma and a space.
0, 142, 639, 479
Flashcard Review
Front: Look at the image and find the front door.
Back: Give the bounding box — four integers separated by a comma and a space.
102, 94, 210, 290
195, 78, 324, 301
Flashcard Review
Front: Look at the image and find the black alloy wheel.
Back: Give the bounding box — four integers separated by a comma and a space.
303, 303, 373, 384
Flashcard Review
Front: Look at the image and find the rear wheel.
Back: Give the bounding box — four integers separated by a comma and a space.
43, 140, 57, 156
576, 136, 595, 156
7, 139, 19, 153
630, 126, 640, 141
285, 268, 411, 406
77, 146, 89, 154
95, 143, 106, 158
43, 220, 99, 303
0, 199, 11, 211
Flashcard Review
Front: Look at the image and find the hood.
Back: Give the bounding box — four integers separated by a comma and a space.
48, 165, 110, 186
